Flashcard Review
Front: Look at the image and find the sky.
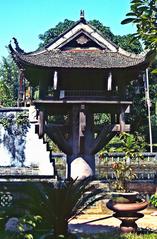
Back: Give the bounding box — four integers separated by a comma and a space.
0, 0, 135, 59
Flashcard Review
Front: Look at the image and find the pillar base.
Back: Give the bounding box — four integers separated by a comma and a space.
70, 156, 94, 179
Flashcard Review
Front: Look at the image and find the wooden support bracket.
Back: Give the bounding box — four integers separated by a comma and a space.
45, 124, 72, 155
90, 125, 116, 154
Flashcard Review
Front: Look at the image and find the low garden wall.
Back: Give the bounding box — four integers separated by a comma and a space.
0, 179, 155, 216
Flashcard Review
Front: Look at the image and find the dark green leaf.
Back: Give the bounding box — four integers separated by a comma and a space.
121, 18, 136, 24
131, 0, 143, 3
126, 12, 137, 17
138, 6, 149, 12
151, 69, 157, 74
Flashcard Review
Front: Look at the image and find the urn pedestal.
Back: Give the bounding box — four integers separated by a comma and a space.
106, 192, 148, 233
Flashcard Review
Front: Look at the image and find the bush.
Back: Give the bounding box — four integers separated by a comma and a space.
150, 194, 157, 208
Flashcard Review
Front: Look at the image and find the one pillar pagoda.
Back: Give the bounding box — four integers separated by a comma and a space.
9, 13, 150, 178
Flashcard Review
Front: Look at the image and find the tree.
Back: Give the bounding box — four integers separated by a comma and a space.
121, 0, 157, 52
38, 19, 75, 48
113, 34, 142, 54
89, 19, 114, 41
0, 81, 12, 106
0, 56, 19, 106
121, 0, 157, 143
89, 20, 142, 53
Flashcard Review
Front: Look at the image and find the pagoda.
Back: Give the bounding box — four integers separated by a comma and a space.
9, 11, 150, 178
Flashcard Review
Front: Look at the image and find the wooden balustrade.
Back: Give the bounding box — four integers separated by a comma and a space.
46, 90, 131, 101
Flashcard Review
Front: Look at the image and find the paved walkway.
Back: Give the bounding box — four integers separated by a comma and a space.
69, 212, 157, 234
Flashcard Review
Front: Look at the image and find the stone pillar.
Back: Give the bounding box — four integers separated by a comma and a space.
119, 106, 125, 132
84, 108, 95, 175
38, 111, 44, 138
67, 105, 95, 179
71, 105, 80, 157
66, 105, 80, 178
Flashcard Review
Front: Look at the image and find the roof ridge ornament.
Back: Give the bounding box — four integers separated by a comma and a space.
80, 10, 86, 23
12, 37, 25, 54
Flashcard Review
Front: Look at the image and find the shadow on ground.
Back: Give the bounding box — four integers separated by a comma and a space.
69, 223, 119, 234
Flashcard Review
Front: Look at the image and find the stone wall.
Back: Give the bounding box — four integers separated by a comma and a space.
0, 167, 39, 175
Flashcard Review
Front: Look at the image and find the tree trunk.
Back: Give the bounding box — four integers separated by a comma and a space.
53, 219, 68, 238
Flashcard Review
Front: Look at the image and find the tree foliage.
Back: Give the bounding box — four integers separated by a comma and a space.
121, 0, 157, 142
0, 81, 11, 106
114, 34, 142, 54
89, 20, 142, 54
0, 56, 19, 106
121, 0, 157, 52
89, 19, 114, 41
38, 19, 75, 48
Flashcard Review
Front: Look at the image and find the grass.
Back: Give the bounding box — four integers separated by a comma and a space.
79, 233, 157, 239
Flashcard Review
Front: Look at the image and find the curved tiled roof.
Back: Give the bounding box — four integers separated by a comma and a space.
10, 48, 147, 69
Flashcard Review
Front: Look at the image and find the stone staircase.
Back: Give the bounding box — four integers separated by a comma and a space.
24, 123, 54, 175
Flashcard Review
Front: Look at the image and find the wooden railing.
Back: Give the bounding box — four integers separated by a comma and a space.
51, 152, 157, 181
96, 152, 157, 180
46, 90, 131, 101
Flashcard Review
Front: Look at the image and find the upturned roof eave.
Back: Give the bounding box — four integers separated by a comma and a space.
10, 52, 147, 70
9, 40, 148, 70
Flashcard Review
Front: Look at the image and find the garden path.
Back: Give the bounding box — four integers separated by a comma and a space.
69, 211, 157, 234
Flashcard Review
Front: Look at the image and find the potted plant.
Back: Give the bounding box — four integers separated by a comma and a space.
101, 133, 148, 233
106, 160, 148, 233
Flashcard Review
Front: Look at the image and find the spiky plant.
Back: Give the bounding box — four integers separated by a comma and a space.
6, 178, 105, 238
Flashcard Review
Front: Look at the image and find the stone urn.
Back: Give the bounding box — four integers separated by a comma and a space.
106, 192, 148, 233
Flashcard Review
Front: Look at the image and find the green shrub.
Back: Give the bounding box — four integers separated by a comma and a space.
150, 194, 157, 208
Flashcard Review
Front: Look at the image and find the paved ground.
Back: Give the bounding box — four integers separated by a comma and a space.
69, 211, 157, 234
